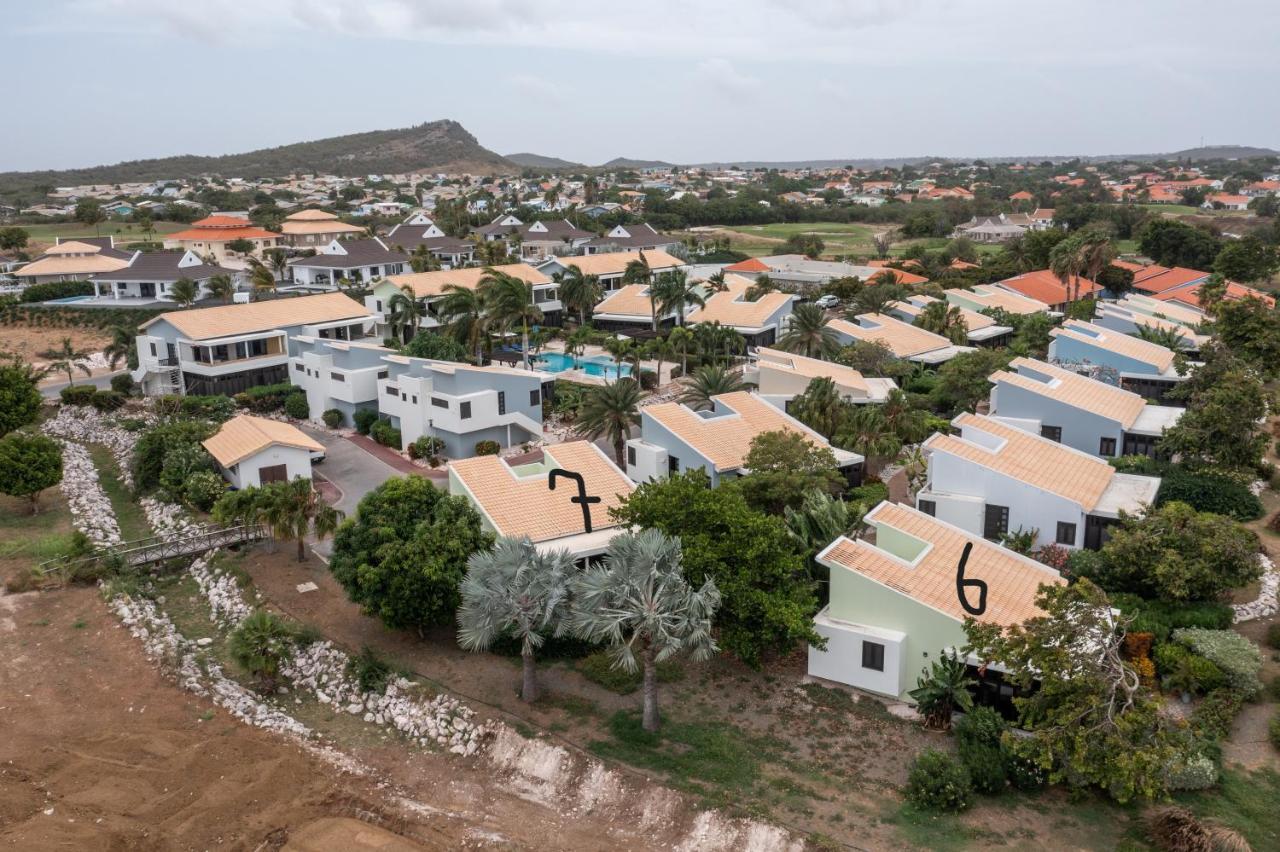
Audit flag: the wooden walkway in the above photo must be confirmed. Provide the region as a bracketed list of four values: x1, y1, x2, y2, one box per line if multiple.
[39, 523, 267, 578]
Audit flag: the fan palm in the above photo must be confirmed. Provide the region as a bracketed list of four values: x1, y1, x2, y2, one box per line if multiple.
[387, 284, 426, 344]
[677, 365, 744, 411]
[480, 268, 543, 369]
[557, 264, 603, 325]
[169, 277, 199, 308]
[569, 529, 720, 732]
[914, 300, 969, 345]
[575, 378, 642, 466]
[458, 537, 575, 702]
[260, 477, 344, 562]
[41, 337, 92, 386]
[206, 273, 236, 304]
[778, 302, 839, 359]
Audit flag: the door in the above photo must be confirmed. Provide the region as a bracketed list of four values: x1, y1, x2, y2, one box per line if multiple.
[140, 282, 156, 298]
[258, 463, 288, 485]
[983, 504, 1009, 541]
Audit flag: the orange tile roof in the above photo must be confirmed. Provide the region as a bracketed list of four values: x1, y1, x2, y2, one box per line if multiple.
[1129, 264, 1208, 293]
[724, 257, 770, 273]
[1050, 320, 1176, 372]
[821, 501, 1064, 627]
[642, 391, 826, 472]
[825, 314, 953, 358]
[926, 413, 1117, 510]
[991, 357, 1147, 428]
[385, 263, 549, 298]
[448, 441, 634, 542]
[594, 283, 657, 319]
[998, 269, 1101, 305]
[870, 268, 929, 287]
[686, 277, 793, 329]
[167, 225, 280, 242]
[193, 215, 256, 227]
[202, 414, 324, 468]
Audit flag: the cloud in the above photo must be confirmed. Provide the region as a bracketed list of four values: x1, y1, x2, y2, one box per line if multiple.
[695, 58, 759, 99]
[505, 73, 568, 105]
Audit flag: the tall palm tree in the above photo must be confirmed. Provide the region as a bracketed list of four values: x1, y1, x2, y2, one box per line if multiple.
[206, 273, 236, 304]
[694, 321, 744, 366]
[706, 270, 728, 292]
[914, 300, 969, 345]
[835, 405, 902, 476]
[601, 336, 637, 374]
[408, 244, 440, 273]
[678, 365, 744, 411]
[575, 378, 642, 466]
[647, 337, 677, 388]
[169, 277, 199, 308]
[563, 324, 592, 363]
[102, 324, 137, 370]
[1049, 235, 1086, 307]
[249, 262, 276, 300]
[745, 273, 777, 302]
[667, 326, 695, 377]
[787, 377, 848, 440]
[387, 284, 426, 344]
[1002, 236, 1031, 272]
[437, 284, 490, 363]
[267, 248, 290, 281]
[651, 270, 705, 328]
[1077, 230, 1115, 296]
[570, 529, 720, 732]
[880, 388, 931, 444]
[778, 303, 839, 359]
[480, 269, 543, 369]
[622, 250, 652, 289]
[41, 337, 92, 386]
[261, 477, 344, 562]
[458, 536, 575, 703]
[557, 264, 602, 325]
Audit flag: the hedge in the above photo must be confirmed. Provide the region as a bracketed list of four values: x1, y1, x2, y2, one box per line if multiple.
[321, 409, 344, 429]
[370, 418, 401, 449]
[1111, 594, 1234, 642]
[1155, 468, 1264, 521]
[18, 280, 94, 303]
[474, 440, 500, 456]
[59, 385, 97, 406]
[1173, 629, 1263, 698]
[233, 382, 302, 413]
[353, 408, 379, 435]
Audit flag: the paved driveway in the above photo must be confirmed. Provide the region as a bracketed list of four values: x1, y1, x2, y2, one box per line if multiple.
[41, 370, 127, 399]
[300, 426, 400, 517]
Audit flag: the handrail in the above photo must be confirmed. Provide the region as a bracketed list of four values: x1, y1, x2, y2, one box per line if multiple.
[37, 523, 267, 577]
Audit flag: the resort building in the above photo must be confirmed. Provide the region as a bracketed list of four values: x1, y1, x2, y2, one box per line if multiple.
[537, 249, 685, 296]
[90, 249, 238, 302]
[944, 285, 1054, 317]
[279, 209, 364, 248]
[745, 347, 897, 410]
[685, 274, 797, 347]
[366, 262, 552, 338]
[581, 223, 682, 255]
[825, 313, 974, 365]
[995, 269, 1102, 312]
[886, 294, 1013, 347]
[590, 284, 673, 333]
[14, 238, 131, 285]
[1048, 320, 1186, 401]
[721, 255, 883, 293]
[286, 238, 408, 290]
[383, 216, 475, 268]
[163, 215, 280, 263]
[289, 337, 392, 427]
[202, 414, 323, 489]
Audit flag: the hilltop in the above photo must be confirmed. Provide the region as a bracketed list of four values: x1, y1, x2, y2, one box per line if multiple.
[505, 152, 584, 170]
[0, 120, 513, 198]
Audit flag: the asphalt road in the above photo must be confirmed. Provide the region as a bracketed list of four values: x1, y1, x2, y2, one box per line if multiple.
[298, 425, 399, 517]
[40, 370, 127, 399]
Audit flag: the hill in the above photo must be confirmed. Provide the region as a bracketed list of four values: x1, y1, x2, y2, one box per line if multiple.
[505, 152, 583, 169]
[0, 120, 512, 198]
[598, 157, 677, 170]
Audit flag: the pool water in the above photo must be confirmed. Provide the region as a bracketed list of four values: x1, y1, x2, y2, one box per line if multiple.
[45, 295, 94, 304]
[535, 352, 632, 380]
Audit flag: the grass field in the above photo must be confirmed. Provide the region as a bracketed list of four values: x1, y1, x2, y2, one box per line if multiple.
[1135, 203, 1254, 219]
[16, 220, 187, 248]
[694, 222, 1005, 261]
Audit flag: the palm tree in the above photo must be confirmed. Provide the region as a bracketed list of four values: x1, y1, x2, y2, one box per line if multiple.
[557, 264, 602, 325]
[667, 326, 695, 377]
[206, 273, 236, 304]
[872, 230, 897, 259]
[849, 282, 907, 316]
[102, 324, 136, 370]
[1049, 234, 1086, 307]
[602, 336, 637, 374]
[651, 270, 705, 328]
[387, 284, 426, 344]
[678, 365, 744, 411]
[41, 337, 92, 386]
[706, 270, 728, 292]
[457, 536, 575, 703]
[880, 388, 931, 444]
[694, 321, 744, 366]
[1077, 229, 1115, 297]
[480, 269, 543, 369]
[785, 489, 866, 552]
[778, 303, 839, 359]
[437, 284, 490, 363]
[1134, 324, 1185, 351]
[261, 477, 344, 562]
[408, 245, 440, 273]
[575, 378, 642, 466]
[788, 377, 848, 440]
[267, 248, 290, 281]
[570, 529, 719, 732]
[835, 405, 902, 475]
[647, 337, 677, 388]
[914, 300, 969, 345]
[169, 277, 199, 308]
[563, 324, 592, 364]
[249, 262, 276, 300]
[1002, 236, 1031, 272]
[622, 250, 652, 289]
[745, 273, 777, 302]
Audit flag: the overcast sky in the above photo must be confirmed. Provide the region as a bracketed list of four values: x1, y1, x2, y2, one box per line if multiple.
[7, 0, 1279, 171]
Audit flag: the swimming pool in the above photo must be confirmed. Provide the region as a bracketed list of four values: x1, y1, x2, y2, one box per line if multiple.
[535, 352, 632, 380]
[44, 295, 94, 304]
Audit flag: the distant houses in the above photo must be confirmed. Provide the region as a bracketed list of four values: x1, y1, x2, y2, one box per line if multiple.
[825, 313, 974, 365]
[14, 237, 132, 284]
[162, 215, 280, 262]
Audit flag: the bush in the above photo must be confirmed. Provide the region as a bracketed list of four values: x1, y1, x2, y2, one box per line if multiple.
[1156, 468, 1264, 521]
[576, 650, 683, 694]
[346, 645, 393, 694]
[1173, 629, 1263, 698]
[407, 435, 444, 462]
[959, 743, 1007, 795]
[182, 470, 226, 512]
[1270, 714, 1280, 751]
[638, 368, 658, 391]
[283, 393, 309, 420]
[89, 389, 126, 411]
[19, 280, 94, 303]
[954, 706, 1005, 751]
[158, 441, 216, 495]
[904, 749, 972, 812]
[234, 382, 300, 413]
[1190, 688, 1247, 741]
[668, 364, 683, 380]
[1154, 642, 1228, 695]
[846, 480, 888, 506]
[1166, 753, 1219, 791]
[474, 439, 500, 456]
[132, 420, 217, 491]
[369, 418, 401, 449]
[353, 408, 379, 435]
[1109, 454, 1166, 475]
[321, 408, 344, 429]
[110, 373, 135, 395]
[1112, 594, 1233, 643]
[1266, 623, 1280, 650]
[156, 393, 236, 422]
[59, 384, 97, 406]
[1005, 751, 1046, 791]
[228, 610, 300, 690]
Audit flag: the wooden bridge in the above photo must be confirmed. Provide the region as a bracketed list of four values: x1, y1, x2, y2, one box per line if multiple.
[38, 523, 267, 578]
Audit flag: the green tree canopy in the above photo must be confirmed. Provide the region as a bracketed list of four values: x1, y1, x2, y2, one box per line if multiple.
[1212, 235, 1279, 283]
[1158, 348, 1269, 472]
[0, 359, 44, 437]
[929, 348, 1011, 415]
[1137, 219, 1221, 270]
[402, 331, 469, 362]
[0, 432, 63, 512]
[738, 430, 844, 514]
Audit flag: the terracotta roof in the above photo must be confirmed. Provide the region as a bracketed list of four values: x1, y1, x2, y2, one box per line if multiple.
[998, 269, 1101, 305]
[686, 275, 793, 328]
[285, 209, 341, 221]
[281, 219, 364, 236]
[449, 441, 633, 542]
[642, 390, 829, 472]
[925, 412, 1117, 510]
[1050, 320, 1175, 372]
[991, 357, 1147, 428]
[870, 268, 929, 287]
[193, 215, 256, 228]
[945, 286, 1049, 315]
[201, 414, 323, 468]
[753, 347, 869, 395]
[45, 240, 102, 256]
[724, 257, 770, 273]
[16, 246, 131, 278]
[166, 225, 280, 242]
[543, 249, 684, 278]
[820, 501, 1064, 627]
[142, 292, 371, 340]
[825, 314, 953, 358]
[1128, 265, 1208, 293]
[1151, 281, 1275, 309]
[383, 263, 549, 298]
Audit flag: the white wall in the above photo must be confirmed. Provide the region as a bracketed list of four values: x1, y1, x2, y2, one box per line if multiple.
[227, 445, 313, 489]
[808, 609, 907, 699]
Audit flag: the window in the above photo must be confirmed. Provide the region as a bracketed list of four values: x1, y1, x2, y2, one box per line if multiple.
[530, 389, 541, 407]
[384, 385, 398, 396]
[460, 401, 472, 419]
[918, 499, 936, 517]
[1040, 425, 1062, 442]
[861, 641, 885, 672]
[377, 370, 388, 379]
[497, 391, 506, 416]
[412, 396, 418, 404]
[258, 463, 288, 484]
[668, 455, 680, 474]
[330, 372, 344, 382]
[627, 446, 637, 466]
[1099, 437, 1117, 457]
[431, 397, 449, 409]
[376, 300, 383, 313]
[1056, 522, 1077, 545]
[983, 504, 1009, 540]
[294, 363, 304, 373]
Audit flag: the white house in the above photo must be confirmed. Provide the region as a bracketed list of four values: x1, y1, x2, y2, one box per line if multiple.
[286, 238, 407, 290]
[90, 250, 239, 302]
[917, 412, 1160, 550]
[366, 262, 552, 338]
[746, 346, 897, 410]
[201, 414, 323, 488]
[943, 285, 1054, 317]
[1047, 320, 1186, 402]
[686, 274, 797, 348]
[825, 314, 974, 365]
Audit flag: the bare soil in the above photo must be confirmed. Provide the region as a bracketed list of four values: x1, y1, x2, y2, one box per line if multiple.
[0, 322, 113, 370]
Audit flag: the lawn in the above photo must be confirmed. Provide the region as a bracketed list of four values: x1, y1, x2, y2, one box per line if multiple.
[17, 220, 187, 248]
[0, 492, 77, 586]
[693, 222, 1005, 261]
[87, 444, 150, 542]
[1136, 203, 1254, 219]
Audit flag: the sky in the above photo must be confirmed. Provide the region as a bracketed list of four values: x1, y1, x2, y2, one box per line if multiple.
[5, 0, 1280, 172]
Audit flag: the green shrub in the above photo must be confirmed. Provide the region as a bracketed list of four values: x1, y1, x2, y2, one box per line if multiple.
[133, 420, 217, 491]
[407, 435, 444, 461]
[59, 385, 97, 406]
[177, 394, 236, 422]
[110, 373, 135, 395]
[228, 610, 301, 690]
[1190, 688, 1247, 741]
[369, 418, 401, 449]
[959, 743, 1007, 795]
[234, 382, 300, 413]
[1004, 751, 1046, 791]
[182, 470, 225, 512]
[158, 442, 216, 495]
[954, 706, 1006, 751]
[19, 280, 94, 303]
[846, 480, 888, 506]
[1109, 454, 1166, 475]
[1173, 629, 1263, 698]
[474, 440, 500, 456]
[1154, 642, 1227, 695]
[1270, 714, 1280, 751]
[1156, 468, 1264, 521]
[283, 393, 309, 420]
[346, 645, 393, 694]
[89, 389, 126, 411]
[1112, 594, 1233, 643]
[1266, 623, 1280, 650]
[353, 408, 379, 435]
[638, 369, 658, 391]
[576, 651, 683, 694]
[1165, 753, 1219, 791]
[321, 408, 344, 429]
[904, 749, 972, 812]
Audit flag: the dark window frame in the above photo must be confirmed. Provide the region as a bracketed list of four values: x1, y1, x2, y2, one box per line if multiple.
[861, 641, 885, 672]
[1056, 521, 1077, 545]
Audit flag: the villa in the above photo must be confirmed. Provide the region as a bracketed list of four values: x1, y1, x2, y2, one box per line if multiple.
[537, 249, 685, 296]
[163, 215, 280, 263]
[279, 209, 364, 248]
[367, 262, 552, 338]
[286, 238, 408, 290]
[90, 249, 238, 302]
[1093, 299, 1208, 352]
[996, 269, 1101, 311]
[383, 214, 476, 268]
[944, 285, 1054, 317]
[825, 313, 974, 365]
[746, 346, 897, 410]
[886, 294, 1013, 347]
[686, 274, 797, 347]
[14, 238, 132, 284]
[581, 223, 682, 255]
[1048, 320, 1186, 401]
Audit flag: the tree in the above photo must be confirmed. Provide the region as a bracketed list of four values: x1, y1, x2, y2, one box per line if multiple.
[964, 580, 1176, 803]
[75, 198, 106, 235]
[1096, 264, 1134, 297]
[256, 477, 344, 562]
[908, 652, 975, 731]
[101, 324, 137, 371]
[575, 378, 642, 466]
[1137, 219, 1221, 270]
[0, 432, 62, 513]
[783, 488, 867, 587]
[872, 230, 896, 259]
[330, 476, 492, 634]
[836, 339, 910, 379]
[249, 263, 276, 299]
[677, 365, 745, 411]
[693, 321, 745, 365]
[570, 529, 719, 732]
[169, 277, 199, 308]
[612, 470, 820, 669]
[784, 233, 824, 258]
[1214, 297, 1280, 373]
[667, 326, 695, 376]
[387, 284, 426, 344]
[1132, 323, 1185, 351]
[266, 248, 290, 280]
[1049, 233, 1086, 307]
[834, 404, 901, 474]
[437, 284, 490, 362]
[738, 430, 844, 514]
[788, 377, 848, 440]
[651, 269, 705, 328]
[403, 331, 468, 361]
[457, 536, 575, 702]
[206, 273, 236, 303]
[1158, 349, 1269, 471]
[480, 268, 543, 369]
[40, 337, 91, 386]
[228, 610, 298, 691]
[0, 359, 44, 437]
[848, 282, 907, 316]
[930, 349, 1010, 415]
[915, 300, 969, 344]
[557, 264, 602, 325]
[0, 226, 29, 252]
[622, 251, 652, 290]
[1214, 235, 1277, 283]
[777, 302, 839, 359]
[226, 237, 256, 256]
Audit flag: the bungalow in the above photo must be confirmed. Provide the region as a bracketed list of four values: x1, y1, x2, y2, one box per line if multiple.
[383, 216, 475, 268]
[917, 412, 1160, 550]
[591, 283, 674, 333]
[163, 215, 280, 263]
[944, 285, 1054, 317]
[279, 209, 364, 247]
[367, 262, 552, 338]
[953, 214, 1030, 244]
[537, 249, 685, 312]
[886, 295, 1013, 347]
[685, 274, 797, 347]
[14, 238, 132, 284]
[1126, 264, 1211, 298]
[1029, 209, 1056, 230]
[825, 313, 974, 365]
[1203, 193, 1250, 211]
[582, 223, 682, 255]
[515, 219, 595, 261]
[626, 390, 864, 486]
[808, 501, 1065, 703]
[449, 441, 636, 560]
[1094, 300, 1207, 352]
[746, 346, 897, 410]
[286, 238, 407, 290]
[996, 269, 1101, 312]
[133, 292, 375, 397]
[1048, 320, 1185, 401]
[202, 414, 323, 489]
[90, 250, 238, 301]
[988, 357, 1182, 459]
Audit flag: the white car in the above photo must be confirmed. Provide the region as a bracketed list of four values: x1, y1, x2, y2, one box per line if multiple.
[814, 294, 840, 309]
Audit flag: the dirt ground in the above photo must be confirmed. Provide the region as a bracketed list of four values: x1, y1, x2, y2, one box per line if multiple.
[0, 323, 112, 369]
